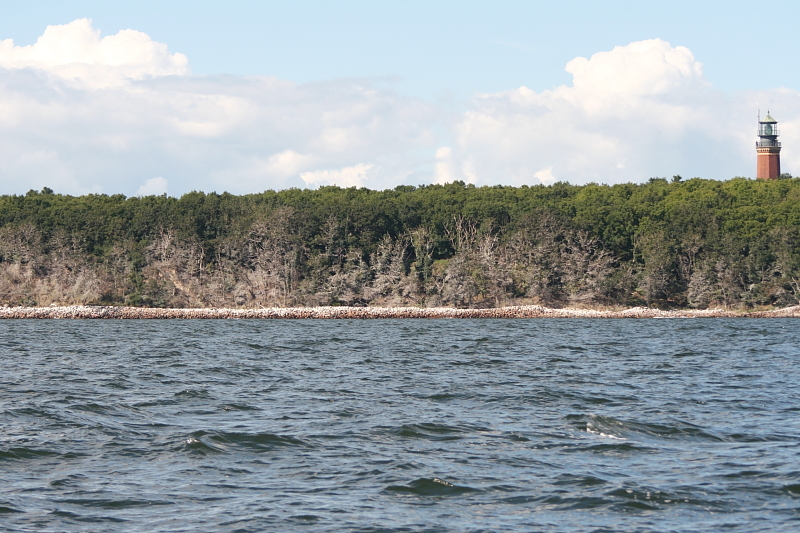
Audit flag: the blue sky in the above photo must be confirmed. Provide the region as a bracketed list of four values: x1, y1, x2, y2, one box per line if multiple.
[0, 1, 799, 195]
[4, 1, 798, 96]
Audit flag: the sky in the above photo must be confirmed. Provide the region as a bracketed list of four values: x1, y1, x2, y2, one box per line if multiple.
[1, 0, 800, 196]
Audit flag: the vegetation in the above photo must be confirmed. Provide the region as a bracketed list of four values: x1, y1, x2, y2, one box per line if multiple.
[2, 176, 800, 309]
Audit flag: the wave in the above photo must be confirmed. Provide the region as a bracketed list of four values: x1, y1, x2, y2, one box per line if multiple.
[384, 477, 478, 497]
[53, 498, 173, 509]
[180, 430, 309, 455]
[567, 414, 726, 442]
[567, 413, 797, 443]
[384, 422, 492, 441]
[0, 447, 85, 462]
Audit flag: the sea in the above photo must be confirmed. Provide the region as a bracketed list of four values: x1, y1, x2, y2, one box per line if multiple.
[1, 318, 799, 532]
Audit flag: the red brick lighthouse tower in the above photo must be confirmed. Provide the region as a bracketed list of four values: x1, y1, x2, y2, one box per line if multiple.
[756, 112, 781, 179]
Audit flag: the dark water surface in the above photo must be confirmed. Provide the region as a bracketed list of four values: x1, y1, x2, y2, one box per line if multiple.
[1, 319, 799, 532]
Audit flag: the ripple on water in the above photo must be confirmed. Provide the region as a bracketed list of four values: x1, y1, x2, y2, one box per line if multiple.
[384, 477, 478, 497]
[389, 422, 492, 441]
[0, 318, 798, 532]
[566, 413, 726, 442]
[180, 430, 310, 455]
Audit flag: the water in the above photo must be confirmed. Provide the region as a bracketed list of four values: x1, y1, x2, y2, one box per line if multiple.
[1, 319, 799, 532]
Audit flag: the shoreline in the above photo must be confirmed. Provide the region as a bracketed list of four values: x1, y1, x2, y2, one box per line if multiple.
[0, 304, 799, 319]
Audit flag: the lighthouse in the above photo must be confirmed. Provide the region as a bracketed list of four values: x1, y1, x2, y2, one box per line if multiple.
[756, 112, 781, 180]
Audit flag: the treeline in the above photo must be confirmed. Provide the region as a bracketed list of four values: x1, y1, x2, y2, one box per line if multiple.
[1, 176, 800, 309]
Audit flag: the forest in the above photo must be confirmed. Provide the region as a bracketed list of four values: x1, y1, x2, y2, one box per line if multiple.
[1, 175, 799, 309]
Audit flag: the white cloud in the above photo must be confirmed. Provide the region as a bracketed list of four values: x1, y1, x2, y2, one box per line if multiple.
[300, 164, 373, 187]
[565, 39, 705, 100]
[265, 150, 317, 178]
[432, 146, 456, 184]
[534, 166, 555, 184]
[0, 18, 188, 87]
[0, 19, 439, 196]
[453, 38, 787, 184]
[1, 23, 799, 196]
[136, 177, 168, 196]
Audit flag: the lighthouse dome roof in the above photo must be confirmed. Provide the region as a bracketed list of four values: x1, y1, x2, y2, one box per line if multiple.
[762, 112, 778, 123]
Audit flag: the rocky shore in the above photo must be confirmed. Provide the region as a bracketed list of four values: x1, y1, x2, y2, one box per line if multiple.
[0, 305, 798, 319]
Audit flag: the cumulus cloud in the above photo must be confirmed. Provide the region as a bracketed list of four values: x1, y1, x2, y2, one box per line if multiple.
[0, 23, 798, 196]
[432, 147, 457, 184]
[0, 19, 438, 196]
[452, 38, 799, 185]
[566, 39, 705, 99]
[0, 18, 188, 87]
[534, 166, 555, 184]
[301, 164, 373, 187]
[136, 177, 168, 196]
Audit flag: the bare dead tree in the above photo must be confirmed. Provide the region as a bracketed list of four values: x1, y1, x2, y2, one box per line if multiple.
[367, 234, 412, 304]
[245, 207, 301, 307]
[559, 230, 614, 304]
